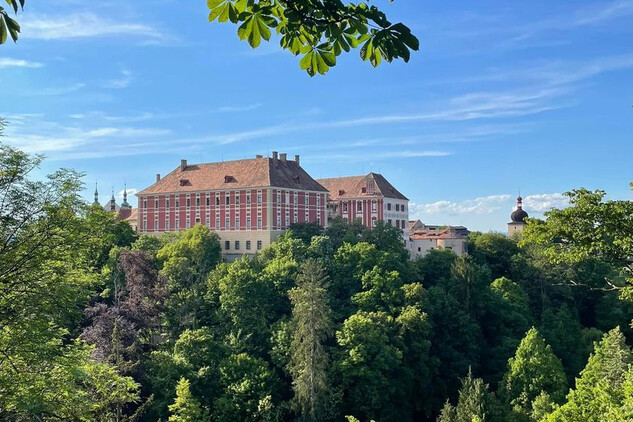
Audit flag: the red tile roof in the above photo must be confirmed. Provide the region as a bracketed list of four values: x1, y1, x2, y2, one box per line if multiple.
[316, 172, 408, 201]
[138, 157, 327, 195]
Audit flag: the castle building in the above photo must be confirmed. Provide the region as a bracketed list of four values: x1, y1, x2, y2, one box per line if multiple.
[136, 152, 328, 257]
[94, 183, 137, 230]
[408, 220, 469, 258]
[508, 196, 529, 235]
[316, 173, 409, 231]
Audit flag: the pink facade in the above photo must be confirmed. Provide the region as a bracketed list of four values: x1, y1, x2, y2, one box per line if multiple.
[138, 188, 327, 233]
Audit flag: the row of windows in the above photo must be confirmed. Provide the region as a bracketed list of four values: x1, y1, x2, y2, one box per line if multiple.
[143, 191, 326, 209]
[224, 240, 262, 251]
[144, 191, 263, 209]
[387, 219, 407, 229]
[387, 203, 407, 212]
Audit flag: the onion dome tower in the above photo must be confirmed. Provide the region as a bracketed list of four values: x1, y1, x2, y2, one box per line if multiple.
[508, 196, 528, 235]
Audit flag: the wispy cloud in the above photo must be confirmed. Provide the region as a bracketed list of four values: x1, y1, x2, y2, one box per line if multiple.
[22, 13, 166, 42]
[216, 104, 262, 112]
[410, 195, 512, 216]
[36, 83, 86, 96]
[103, 69, 133, 89]
[0, 58, 44, 68]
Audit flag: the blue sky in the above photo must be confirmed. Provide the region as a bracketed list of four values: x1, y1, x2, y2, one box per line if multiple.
[1, 0, 632, 232]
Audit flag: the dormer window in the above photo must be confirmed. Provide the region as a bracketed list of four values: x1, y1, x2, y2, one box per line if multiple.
[179, 179, 189, 186]
[361, 187, 367, 193]
[224, 175, 234, 183]
[293, 176, 300, 183]
[338, 190, 345, 196]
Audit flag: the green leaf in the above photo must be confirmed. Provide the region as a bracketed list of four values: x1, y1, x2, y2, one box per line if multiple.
[0, 15, 7, 45]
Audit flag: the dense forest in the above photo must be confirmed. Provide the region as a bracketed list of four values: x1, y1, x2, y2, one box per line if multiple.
[2, 144, 633, 422]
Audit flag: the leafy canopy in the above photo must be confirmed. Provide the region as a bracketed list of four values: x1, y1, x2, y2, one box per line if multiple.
[207, 0, 419, 76]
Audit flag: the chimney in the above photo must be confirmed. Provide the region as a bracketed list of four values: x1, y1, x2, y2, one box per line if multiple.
[294, 155, 300, 165]
[280, 153, 287, 162]
[180, 159, 187, 171]
[156, 173, 161, 183]
[272, 151, 278, 165]
[256, 154, 263, 158]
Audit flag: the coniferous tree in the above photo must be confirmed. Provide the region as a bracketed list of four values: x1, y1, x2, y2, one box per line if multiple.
[289, 259, 334, 421]
[168, 378, 208, 422]
[501, 327, 567, 421]
[545, 327, 633, 422]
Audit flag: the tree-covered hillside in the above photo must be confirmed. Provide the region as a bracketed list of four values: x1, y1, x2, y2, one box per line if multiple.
[2, 145, 633, 422]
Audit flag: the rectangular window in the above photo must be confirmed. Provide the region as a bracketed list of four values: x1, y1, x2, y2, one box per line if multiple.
[305, 195, 309, 205]
[154, 219, 158, 231]
[357, 202, 362, 212]
[175, 198, 179, 207]
[155, 199, 159, 209]
[225, 241, 230, 250]
[236, 217, 240, 228]
[277, 191, 281, 203]
[215, 217, 220, 228]
[388, 219, 392, 226]
[165, 220, 170, 230]
[236, 194, 240, 205]
[257, 240, 262, 250]
[143, 220, 147, 230]
[372, 201, 377, 212]
[395, 204, 400, 212]
[186, 198, 191, 207]
[387, 203, 392, 211]
[246, 240, 251, 250]
[257, 191, 262, 204]
[276, 215, 281, 227]
[195, 217, 200, 224]
[294, 211, 298, 223]
[286, 192, 290, 204]
[166, 198, 170, 208]
[246, 216, 251, 229]
[294, 192, 298, 204]
[285, 215, 289, 226]
[343, 202, 348, 212]
[143, 200, 147, 209]
[235, 241, 240, 250]
[186, 220, 190, 229]
[247, 193, 251, 204]
[216, 195, 220, 206]
[317, 195, 321, 206]
[225, 217, 230, 229]
[257, 216, 262, 228]
[175, 219, 179, 229]
[226, 195, 230, 205]
[196, 197, 200, 207]
[206, 196, 210, 206]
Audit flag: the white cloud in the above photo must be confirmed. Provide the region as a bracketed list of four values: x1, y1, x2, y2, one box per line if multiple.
[22, 13, 165, 42]
[0, 58, 43, 68]
[118, 188, 137, 199]
[522, 193, 569, 212]
[103, 69, 133, 89]
[410, 195, 512, 216]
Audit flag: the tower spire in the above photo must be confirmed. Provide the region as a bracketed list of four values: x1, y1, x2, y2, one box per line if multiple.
[121, 181, 130, 209]
[93, 182, 99, 205]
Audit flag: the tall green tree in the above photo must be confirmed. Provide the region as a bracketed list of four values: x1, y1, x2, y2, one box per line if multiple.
[158, 224, 221, 335]
[545, 327, 633, 422]
[439, 369, 500, 422]
[500, 327, 567, 421]
[168, 378, 208, 422]
[289, 259, 333, 421]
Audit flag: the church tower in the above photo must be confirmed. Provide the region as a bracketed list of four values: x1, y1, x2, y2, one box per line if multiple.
[508, 196, 528, 235]
[121, 183, 131, 209]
